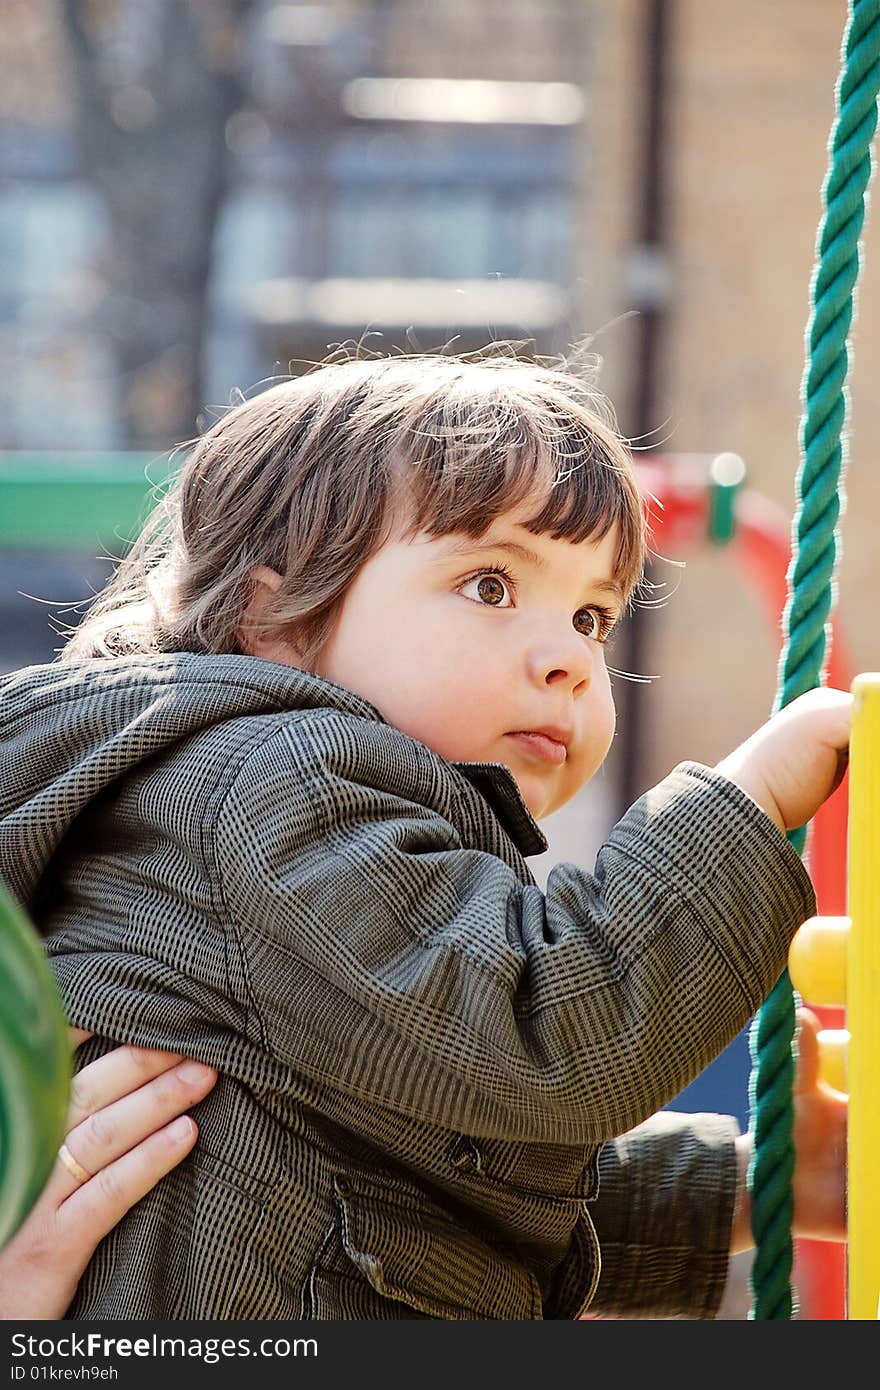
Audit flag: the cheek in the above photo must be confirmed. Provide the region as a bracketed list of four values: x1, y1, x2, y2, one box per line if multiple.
[376, 654, 498, 757]
[364, 636, 508, 763]
[598, 679, 617, 750]
[575, 672, 617, 778]
[596, 671, 617, 749]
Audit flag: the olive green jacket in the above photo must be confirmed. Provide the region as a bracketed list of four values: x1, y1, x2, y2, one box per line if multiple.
[0, 654, 814, 1319]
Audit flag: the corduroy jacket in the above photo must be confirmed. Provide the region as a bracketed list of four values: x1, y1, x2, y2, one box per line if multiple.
[0, 654, 815, 1319]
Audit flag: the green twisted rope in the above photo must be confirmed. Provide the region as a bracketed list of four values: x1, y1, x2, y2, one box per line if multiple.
[748, 0, 880, 1320]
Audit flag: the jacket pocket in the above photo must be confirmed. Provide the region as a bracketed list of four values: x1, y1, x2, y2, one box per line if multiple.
[304, 1171, 543, 1320]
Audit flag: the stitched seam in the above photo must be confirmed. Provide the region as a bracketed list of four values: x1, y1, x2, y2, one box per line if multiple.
[209, 714, 322, 1049]
[302, 1220, 337, 1320]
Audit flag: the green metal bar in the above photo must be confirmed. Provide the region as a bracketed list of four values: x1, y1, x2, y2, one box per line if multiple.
[0, 454, 171, 549]
[707, 451, 746, 545]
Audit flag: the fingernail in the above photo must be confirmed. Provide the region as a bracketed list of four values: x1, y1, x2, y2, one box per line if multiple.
[177, 1060, 216, 1084]
[168, 1116, 196, 1142]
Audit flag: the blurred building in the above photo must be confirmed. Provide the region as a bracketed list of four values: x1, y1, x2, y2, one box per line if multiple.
[588, 2, 879, 800]
[1, 0, 611, 852]
[0, 0, 586, 450]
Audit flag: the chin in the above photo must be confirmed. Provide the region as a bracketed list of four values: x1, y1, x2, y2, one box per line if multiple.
[499, 761, 569, 821]
[519, 784, 557, 821]
[528, 781, 577, 820]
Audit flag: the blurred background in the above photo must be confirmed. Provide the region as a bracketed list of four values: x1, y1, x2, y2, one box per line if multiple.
[2, 0, 874, 1316]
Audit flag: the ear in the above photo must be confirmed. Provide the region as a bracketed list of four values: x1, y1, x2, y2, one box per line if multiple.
[237, 567, 304, 667]
[251, 565, 283, 596]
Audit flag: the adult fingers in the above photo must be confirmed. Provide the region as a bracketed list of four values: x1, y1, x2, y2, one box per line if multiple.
[66, 1045, 188, 1131]
[40, 1046, 206, 1209]
[47, 1058, 216, 1206]
[794, 1006, 821, 1095]
[56, 1116, 202, 1255]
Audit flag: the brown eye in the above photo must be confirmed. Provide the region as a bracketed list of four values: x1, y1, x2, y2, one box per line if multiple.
[573, 607, 601, 638]
[459, 569, 514, 608]
[476, 575, 507, 606]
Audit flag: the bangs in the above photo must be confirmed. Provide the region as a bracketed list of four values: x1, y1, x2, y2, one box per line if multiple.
[394, 402, 646, 602]
[62, 348, 646, 666]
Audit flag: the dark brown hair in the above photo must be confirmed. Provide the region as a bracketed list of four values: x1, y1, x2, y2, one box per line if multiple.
[61, 349, 646, 667]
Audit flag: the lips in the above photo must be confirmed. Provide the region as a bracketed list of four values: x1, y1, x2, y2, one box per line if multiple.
[507, 729, 569, 765]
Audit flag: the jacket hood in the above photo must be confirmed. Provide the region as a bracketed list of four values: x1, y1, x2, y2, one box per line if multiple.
[0, 653, 388, 912]
[0, 652, 547, 915]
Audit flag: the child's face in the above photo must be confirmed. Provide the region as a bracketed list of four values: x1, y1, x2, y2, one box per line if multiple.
[309, 501, 622, 820]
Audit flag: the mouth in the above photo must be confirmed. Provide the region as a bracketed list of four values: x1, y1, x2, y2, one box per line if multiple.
[506, 730, 569, 766]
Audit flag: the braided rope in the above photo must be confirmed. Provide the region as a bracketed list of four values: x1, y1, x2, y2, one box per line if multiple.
[748, 0, 880, 1319]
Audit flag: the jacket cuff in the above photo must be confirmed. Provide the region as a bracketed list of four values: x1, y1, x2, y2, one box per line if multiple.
[588, 1110, 740, 1319]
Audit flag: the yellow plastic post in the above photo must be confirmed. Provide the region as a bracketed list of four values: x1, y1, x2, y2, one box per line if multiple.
[847, 673, 880, 1319]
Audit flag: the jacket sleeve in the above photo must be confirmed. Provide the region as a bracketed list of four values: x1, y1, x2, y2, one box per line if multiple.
[586, 1110, 740, 1319]
[214, 710, 815, 1146]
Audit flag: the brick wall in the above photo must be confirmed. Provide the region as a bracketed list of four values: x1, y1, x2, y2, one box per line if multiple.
[580, 0, 880, 791]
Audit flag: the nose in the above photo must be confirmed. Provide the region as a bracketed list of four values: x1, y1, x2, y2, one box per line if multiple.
[526, 626, 594, 695]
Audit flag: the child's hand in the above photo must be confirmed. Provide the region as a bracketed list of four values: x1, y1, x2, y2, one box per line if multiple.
[792, 1007, 847, 1242]
[714, 687, 851, 832]
[0, 1032, 217, 1320]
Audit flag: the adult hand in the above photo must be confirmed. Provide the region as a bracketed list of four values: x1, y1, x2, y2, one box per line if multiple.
[0, 1032, 216, 1320]
[728, 1007, 847, 1255]
[791, 1007, 847, 1242]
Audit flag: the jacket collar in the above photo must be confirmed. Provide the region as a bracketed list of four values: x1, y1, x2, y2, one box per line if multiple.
[279, 666, 548, 858]
[449, 761, 548, 857]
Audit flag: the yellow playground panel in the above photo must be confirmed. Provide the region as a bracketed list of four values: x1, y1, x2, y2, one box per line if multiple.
[789, 672, 880, 1320]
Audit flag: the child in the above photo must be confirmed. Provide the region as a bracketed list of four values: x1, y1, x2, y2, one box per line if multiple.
[0, 351, 849, 1320]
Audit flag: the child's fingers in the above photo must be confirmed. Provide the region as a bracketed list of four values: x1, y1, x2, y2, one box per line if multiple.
[54, 1059, 217, 1201]
[66, 1044, 189, 1131]
[794, 1006, 821, 1094]
[69, 1027, 92, 1050]
[57, 1116, 201, 1249]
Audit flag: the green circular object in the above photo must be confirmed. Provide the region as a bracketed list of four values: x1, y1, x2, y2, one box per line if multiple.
[0, 880, 70, 1250]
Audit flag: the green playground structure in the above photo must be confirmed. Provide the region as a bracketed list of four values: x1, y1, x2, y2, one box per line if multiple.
[0, 451, 172, 1248]
[0, 453, 171, 549]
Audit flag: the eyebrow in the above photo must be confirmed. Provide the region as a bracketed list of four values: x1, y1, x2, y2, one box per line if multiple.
[437, 536, 625, 602]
